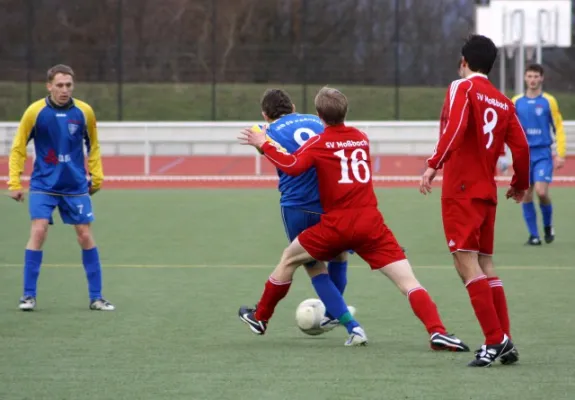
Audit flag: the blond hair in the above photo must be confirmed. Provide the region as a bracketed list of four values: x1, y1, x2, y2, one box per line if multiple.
[314, 87, 348, 126]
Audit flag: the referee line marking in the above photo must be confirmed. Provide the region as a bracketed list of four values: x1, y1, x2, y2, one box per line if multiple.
[0, 263, 572, 271]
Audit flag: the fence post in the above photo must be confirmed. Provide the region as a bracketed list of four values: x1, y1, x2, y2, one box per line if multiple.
[144, 125, 151, 176]
[255, 152, 261, 176]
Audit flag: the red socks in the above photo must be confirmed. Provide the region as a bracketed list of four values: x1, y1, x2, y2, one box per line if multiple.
[254, 277, 292, 321]
[407, 287, 447, 335]
[488, 276, 511, 339]
[466, 275, 504, 345]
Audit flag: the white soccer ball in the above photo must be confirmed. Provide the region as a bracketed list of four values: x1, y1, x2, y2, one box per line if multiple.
[295, 298, 326, 336]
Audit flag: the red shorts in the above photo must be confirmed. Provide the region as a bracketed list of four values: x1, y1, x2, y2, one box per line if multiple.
[298, 208, 406, 269]
[441, 198, 496, 255]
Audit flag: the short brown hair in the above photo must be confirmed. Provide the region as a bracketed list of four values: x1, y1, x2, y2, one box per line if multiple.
[315, 87, 348, 125]
[47, 64, 74, 82]
[525, 63, 544, 76]
[261, 89, 293, 120]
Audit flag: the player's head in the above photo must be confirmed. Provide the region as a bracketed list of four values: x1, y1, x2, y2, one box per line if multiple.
[46, 64, 75, 106]
[314, 87, 348, 126]
[260, 89, 295, 122]
[459, 34, 498, 76]
[524, 64, 544, 91]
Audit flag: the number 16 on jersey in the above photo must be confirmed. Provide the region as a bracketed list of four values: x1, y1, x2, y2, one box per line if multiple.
[334, 149, 371, 184]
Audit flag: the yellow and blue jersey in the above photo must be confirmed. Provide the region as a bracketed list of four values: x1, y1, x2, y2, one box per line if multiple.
[512, 92, 566, 158]
[264, 113, 325, 213]
[8, 97, 103, 195]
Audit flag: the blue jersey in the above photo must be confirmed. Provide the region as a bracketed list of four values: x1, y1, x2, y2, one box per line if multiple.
[8, 97, 104, 195]
[265, 113, 324, 213]
[512, 92, 566, 158]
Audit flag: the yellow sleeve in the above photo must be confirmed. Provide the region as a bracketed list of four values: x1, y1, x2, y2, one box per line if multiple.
[77, 102, 104, 190]
[8, 105, 38, 190]
[547, 95, 566, 158]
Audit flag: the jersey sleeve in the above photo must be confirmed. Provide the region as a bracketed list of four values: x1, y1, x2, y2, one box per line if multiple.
[427, 80, 471, 170]
[8, 106, 37, 191]
[506, 114, 531, 191]
[547, 95, 566, 158]
[82, 104, 104, 190]
[260, 135, 320, 176]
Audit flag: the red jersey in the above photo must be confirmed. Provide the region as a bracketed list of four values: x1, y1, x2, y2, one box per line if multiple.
[428, 73, 530, 203]
[260, 124, 378, 213]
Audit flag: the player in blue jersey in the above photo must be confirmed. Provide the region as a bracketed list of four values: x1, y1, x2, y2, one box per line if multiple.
[8, 64, 115, 311]
[512, 64, 566, 245]
[247, 89, 357, 335]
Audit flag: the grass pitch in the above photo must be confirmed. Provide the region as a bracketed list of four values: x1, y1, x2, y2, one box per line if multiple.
[1, 188, 574, 400]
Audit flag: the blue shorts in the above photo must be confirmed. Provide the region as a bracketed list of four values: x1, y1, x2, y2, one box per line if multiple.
[280, 206, 352, 267]
[29, 192, 94, 225]
[529, 147, 553, 185]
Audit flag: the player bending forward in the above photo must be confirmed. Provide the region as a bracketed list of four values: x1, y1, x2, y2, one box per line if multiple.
[420, 35, 530, 367]
[238, 87, 469, 351]
[8, 64, 114, 311]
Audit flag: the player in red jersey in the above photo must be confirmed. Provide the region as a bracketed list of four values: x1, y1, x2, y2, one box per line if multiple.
[237, 87, 470, 351]
[420, 35, 530, 367]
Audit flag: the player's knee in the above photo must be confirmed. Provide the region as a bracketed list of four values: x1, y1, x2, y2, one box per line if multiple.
[29, 221, 49, 248]
[75, 225, 95, 249]
[332, 252, 348, 262]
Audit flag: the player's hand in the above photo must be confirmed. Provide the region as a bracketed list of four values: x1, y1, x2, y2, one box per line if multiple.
[8, 190, 25, 202]
[89, 187, 100, 196]
[554, 156, 565, 170]
[505, 187, 525, 203]
[238, 126, 267, 150]
[419, 167, 437, 195]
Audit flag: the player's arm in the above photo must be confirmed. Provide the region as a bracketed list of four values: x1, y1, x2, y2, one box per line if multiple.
[8, 106, 36, 195]
[427, 80, 472, 170]
[548, 95, 566, 160]
[260, 136, 319, 176]
[84, 105, 104, 192]
[505, 114, 531, 192]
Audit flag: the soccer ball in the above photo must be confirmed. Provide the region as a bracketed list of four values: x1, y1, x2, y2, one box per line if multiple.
[295, 298, 326, 336]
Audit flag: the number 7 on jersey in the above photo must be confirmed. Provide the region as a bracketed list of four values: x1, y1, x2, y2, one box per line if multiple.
[334, 149, 371, 184]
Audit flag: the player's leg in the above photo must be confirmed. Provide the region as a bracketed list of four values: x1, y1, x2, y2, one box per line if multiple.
[59, 195, 114, 311]
[327, 251, 349, 296]
[522, 158, 541, 245]
[444, 199, 514, 367]
[19, 193, 58, 311]
[533, 157, 554, 243]
[280, 207, 354, 325]
[478, 205, 519, 365]
[354, 210, 468, 352]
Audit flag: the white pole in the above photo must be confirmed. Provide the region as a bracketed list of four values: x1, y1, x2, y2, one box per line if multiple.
[144, 125, 150, 176]
[536, 10, 545, 64]
[255, 153, 262, 176]
[500, 50, 506, 94]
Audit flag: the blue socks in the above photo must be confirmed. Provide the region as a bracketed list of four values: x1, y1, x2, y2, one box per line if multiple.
[522, 202, 539, 238]
[82, 247, 103, 301]
[327, 260, 348, 294]
[23, 249, 43, 297]
[540, 203, 553, 228]
[311, 273, 359, 334]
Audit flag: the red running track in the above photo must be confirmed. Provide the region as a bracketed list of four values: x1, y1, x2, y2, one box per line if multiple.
[1, 155, 574, 189]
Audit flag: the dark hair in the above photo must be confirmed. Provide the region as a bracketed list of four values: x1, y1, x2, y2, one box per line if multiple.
[525, 63, 544, 75]
[260, 89, 293, 120]
[47, 64, 75, 82]
[315, 87, 348, 126]
[461, 34, 498, 75]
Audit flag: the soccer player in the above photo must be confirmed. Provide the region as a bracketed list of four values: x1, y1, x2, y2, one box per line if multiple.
[238, 87, 469, 351]
[420, 35, 530, 367]
[7, 64, 115, 312]
[512, 64, 566, 245]
[252, 89, 354, 332]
